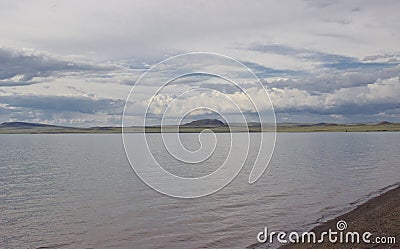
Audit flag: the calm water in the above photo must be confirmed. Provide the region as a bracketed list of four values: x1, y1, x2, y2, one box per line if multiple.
[0, 133, 399, 248]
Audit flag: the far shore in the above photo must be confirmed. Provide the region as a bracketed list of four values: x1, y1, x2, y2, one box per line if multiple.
[1, 122, 400, 134]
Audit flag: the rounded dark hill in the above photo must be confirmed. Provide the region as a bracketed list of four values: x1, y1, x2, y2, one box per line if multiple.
[180, 119, 227, 127]
[377, 121, 392, 125]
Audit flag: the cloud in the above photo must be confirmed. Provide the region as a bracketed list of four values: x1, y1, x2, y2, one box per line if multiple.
[265, 64, 400, 93]
[0, 47, 121, 86]
[241, 61, 301, 78]
[249, 44, 400, 71]
[362, 52, 400, 63]
[141, 76, 400, 123]
[1, 1, 400, 125]
[2, 47, 400, 125]
[269, 77, 400, 117]
[0, 93, 128, 126]
[0, 94, 124, 114]
[249, 44, 353, 64]
[2, 0, 400, 60]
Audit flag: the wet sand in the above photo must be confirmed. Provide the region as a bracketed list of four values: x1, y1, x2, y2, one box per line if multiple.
[281, 185, 400, 249]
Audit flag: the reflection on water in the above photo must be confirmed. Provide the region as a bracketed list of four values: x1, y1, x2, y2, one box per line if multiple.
[0, 133, 399, 248]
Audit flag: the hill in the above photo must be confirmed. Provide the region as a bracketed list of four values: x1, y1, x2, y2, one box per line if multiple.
[0, 122, 68, 129]
[180, 119, 227, 127]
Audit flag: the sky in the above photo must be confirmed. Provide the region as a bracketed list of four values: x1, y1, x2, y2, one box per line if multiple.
[0, 0, 400, 126]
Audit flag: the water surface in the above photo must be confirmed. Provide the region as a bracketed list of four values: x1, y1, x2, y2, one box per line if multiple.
[0, 133, 399, 248]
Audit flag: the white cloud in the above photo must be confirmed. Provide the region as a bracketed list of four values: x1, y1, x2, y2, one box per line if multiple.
[325, 77, 400, 106]
[268, 76, 400, 117]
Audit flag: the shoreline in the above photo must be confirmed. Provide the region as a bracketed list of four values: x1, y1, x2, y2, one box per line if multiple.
[280, 185, 400, 249]
[1, 122, 400, 134]
[1, 129, 400, 134]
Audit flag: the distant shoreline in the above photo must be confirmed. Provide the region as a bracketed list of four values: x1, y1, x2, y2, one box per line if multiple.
[1, 121, 400, 134]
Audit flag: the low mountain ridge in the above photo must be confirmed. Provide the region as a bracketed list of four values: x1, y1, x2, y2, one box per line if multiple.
[0, 122, 67, 129]
[180, 119, 227, 127]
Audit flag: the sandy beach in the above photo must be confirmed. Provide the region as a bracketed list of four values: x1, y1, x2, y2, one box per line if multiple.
[280, 185, 399, 249]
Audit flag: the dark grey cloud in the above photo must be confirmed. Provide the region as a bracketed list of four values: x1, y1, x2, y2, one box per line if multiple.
[249, 44, 400, 71]
[249, 44, 354, 64]
[322, 103, 400, 116]
[0, 47, 118, 86]
[275, 102, 400, 116]
[0, 95, 124, 115]
[266, 65, 400, 93]
[242, 61, 302, 78]
[322, 61, 396, 70]
[362, 53, 400, 63]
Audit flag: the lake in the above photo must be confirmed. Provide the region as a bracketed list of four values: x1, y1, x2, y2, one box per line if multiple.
[1, 133, 399, 248]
